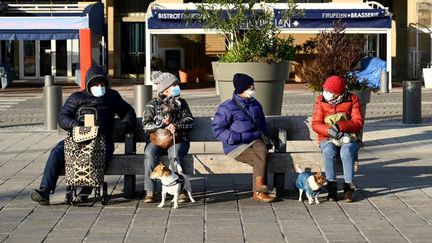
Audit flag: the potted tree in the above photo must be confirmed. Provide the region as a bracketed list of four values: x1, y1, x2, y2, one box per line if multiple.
[300, 20, 379, 113]
[188, 0, 299, 115]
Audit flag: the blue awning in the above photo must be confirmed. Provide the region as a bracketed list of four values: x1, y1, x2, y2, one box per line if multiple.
[0, 2, 104, 40]
[147, 3, 392, 30]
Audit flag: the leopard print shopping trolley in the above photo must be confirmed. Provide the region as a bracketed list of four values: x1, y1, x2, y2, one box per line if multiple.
[64, 107, 108, 205]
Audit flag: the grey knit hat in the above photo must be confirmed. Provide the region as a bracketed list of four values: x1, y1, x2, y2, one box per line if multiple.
[152, 71, 179, 93]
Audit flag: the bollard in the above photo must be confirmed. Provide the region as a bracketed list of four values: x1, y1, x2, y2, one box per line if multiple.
[403, 80, 422, 124]
[44, 86, 62, 130]
[380, 70, 389, 93]
[134, 85, 153, 117]
[44, 75, 54, 87]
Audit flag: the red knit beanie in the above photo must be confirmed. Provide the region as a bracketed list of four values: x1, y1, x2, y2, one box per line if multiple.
[323, 75, 345, 95]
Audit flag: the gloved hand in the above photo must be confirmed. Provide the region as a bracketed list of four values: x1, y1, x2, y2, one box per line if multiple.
[327, 124, 343, 139]
[119, 121, 133, 136]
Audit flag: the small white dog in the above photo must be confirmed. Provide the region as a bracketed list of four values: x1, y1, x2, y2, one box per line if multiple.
[295, 165, 327, 205]
[150, 162, 195, 209]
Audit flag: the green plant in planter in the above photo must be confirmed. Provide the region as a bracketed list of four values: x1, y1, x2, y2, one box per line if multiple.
[189, 0, 299, 63]
[300, 20, 378, 93]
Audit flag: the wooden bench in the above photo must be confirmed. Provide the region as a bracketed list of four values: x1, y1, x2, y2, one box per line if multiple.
[107, 115, 322, 198]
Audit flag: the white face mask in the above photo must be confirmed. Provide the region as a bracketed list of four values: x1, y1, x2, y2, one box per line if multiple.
[244, 89, 256, 99]
[323, 90, 337, 102]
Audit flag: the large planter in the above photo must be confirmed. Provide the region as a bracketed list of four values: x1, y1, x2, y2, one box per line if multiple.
[350, 89, 371, 120]
[422, 68, 432, 89]
[350, 89, 371, 144]
[212, 61, 290, 115]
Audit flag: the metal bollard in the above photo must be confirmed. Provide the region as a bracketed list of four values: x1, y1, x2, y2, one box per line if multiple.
[380, 70, 389, 93]
[44, 86, 62, 130]
[134, 84, 153, 117]
[44, 75, 54, 87]
[403, 80, 422, 124]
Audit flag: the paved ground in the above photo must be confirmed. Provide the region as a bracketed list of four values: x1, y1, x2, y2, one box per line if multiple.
[0, 81, 431, 242]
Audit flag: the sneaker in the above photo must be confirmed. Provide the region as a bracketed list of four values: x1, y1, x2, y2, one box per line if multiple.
[143, 191, 155, 203]
[77, 186, 93, 203]
[178, 191, 188, 203]
[30, 189, 50, 205]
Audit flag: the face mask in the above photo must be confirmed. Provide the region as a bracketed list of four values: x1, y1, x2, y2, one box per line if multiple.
[171, 85, 181, 97]
[323, 90, 337, 102]
[91, 86, 106, 97]
[244, 89, 255, 99]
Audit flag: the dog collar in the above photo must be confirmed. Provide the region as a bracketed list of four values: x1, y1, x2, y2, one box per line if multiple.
[163, 179, 180, 187]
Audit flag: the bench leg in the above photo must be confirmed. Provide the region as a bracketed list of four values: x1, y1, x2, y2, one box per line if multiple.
[124, 175, 136, 199]
[273, 173, 285, 197]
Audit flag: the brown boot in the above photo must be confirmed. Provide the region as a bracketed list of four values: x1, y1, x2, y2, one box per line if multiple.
[343, 183, 356, 203]
[254, 176, 269, 192]
[253, 191, 274, 203]
[252, 176, 274, 203]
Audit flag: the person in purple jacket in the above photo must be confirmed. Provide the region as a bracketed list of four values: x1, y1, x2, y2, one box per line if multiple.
[211, 73, 274, 203]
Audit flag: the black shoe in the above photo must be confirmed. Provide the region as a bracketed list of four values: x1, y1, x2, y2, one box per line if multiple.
[30, 189, 50, 205]
[326, 181, 338, 202]
[77, 187, 93, 203]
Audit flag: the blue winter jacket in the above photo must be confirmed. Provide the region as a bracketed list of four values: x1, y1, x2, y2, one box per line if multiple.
[296, 172, 319, 197]
[211, 93, 268, 154]
[57, 65, 136, 143]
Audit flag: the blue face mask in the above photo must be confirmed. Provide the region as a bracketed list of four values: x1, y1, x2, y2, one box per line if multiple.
[171, 85, 181, 97]
[91, 86, 106, 97]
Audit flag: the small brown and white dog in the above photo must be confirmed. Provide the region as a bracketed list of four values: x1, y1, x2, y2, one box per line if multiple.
[150, 163, 195, 209]
[295, 165, 327, 205]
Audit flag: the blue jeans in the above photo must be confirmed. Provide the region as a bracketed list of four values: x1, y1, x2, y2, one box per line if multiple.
[144, 140, 190, 192]
[320, 140, 360, 184]
[39, 140, 114, 193]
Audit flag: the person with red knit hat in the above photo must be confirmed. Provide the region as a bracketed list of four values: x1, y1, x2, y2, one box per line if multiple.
[311, 75, 364, 203]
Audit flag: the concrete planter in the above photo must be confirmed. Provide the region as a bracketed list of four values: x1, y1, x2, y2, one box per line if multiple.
[212, 61, 290, 115]
[351, 89, 371, 119]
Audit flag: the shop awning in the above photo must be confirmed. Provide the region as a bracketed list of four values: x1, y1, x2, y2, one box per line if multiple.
[145, 1, 393, 87]
[0, 2, 104, 40]
[147, 2, 391, 32]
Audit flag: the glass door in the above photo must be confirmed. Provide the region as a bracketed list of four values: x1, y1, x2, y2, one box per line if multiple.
[20, 40, 38, 78]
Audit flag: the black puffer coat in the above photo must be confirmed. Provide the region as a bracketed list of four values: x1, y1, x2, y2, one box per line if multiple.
[57, 66, 136, 142]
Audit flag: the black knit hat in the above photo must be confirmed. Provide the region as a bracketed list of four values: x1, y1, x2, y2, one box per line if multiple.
[233, 73, 254, 94]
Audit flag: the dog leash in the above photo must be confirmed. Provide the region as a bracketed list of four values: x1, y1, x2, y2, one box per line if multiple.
[171, 130, 181, 173]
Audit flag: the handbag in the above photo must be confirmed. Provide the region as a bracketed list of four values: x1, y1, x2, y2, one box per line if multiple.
[259, 132, 275, 150]
[149, 128, 183, 150]
[234, 100, 275, 150]
[64, 108, 106, 187]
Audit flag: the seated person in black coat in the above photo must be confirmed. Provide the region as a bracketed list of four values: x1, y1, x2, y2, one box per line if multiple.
[30, 65, 136, 205]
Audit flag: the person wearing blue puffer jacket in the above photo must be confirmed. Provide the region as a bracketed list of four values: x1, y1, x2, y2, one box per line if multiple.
[211, 73, 274, 203]
[30, 65, 136, 205]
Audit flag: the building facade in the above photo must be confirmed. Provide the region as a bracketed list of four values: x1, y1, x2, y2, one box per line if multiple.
[0, 0, 430, 85]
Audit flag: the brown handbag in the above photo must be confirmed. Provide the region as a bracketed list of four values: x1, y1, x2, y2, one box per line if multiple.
[149, 128, 183, 150]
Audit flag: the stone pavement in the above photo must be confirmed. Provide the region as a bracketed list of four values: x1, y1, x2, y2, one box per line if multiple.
[0, 82, 432, 243]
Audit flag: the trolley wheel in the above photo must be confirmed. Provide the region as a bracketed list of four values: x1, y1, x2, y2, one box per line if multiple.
[66, 186, 72, 205]
[101, 182, 108, 205]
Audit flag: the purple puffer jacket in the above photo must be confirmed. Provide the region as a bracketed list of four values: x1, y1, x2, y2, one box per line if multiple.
[211, 93, 268, 154]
